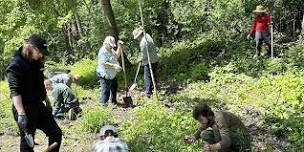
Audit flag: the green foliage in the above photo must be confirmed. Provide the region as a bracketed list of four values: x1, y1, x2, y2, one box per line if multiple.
[0, 81, 18, 133]
[264, 97, 304, 150]
[72, 85, 99, 99]
[120, 102, 201, 152]
[0, 80, 9, 96]
[0, 98, 18, 133]
[286, 42, 304, 67]
[169, 68, 304, 150]
[80, 107, 114, 133]
[1, 0, 304, 151]
[264, 58, 287, 74]
[70, 59, 98, 88]
[159, 37, 225, 83]
[45, 61, 71, 77]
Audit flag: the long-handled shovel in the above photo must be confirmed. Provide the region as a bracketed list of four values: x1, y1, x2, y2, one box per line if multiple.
[270, 15, 274, 58]
[138, 1, 158, 99]
[129, 62, 141, 91]
[120, 43, 133, 108]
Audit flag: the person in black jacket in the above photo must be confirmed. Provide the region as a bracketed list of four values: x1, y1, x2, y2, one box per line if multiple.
[7, 35, 62, 152]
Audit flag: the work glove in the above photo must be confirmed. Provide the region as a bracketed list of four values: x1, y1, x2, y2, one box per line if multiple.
[17, 114, 28, 130]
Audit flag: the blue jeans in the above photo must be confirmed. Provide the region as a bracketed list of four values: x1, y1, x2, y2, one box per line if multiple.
[99, 77, 118, 105]
[144, 63, 158, 97]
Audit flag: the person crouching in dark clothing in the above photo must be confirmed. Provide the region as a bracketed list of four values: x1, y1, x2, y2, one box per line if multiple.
[185, 103, 251, 152]
[7, 34, 62, 152]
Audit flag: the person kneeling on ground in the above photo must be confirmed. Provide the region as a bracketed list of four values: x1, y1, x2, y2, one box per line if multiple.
[92, 125, 129, 152]
[49, 73, 80, 88]
[44, 80, 82, 120]
[185, 103, 251, 152]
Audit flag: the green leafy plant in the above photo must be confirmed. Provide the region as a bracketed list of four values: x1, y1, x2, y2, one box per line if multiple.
[70, 59, 98, 88]
[80, 107, 114, 133]
[120, 102, 201, 152]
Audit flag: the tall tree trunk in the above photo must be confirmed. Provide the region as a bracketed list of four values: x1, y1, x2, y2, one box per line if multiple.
[100, 0, 119, 40]
[100, 0, 131, 66]
[301, 14, 304, 36]
[74, 13, 84, 38]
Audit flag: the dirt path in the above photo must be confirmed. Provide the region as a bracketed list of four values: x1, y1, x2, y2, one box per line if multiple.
[0, 124, 96, 152]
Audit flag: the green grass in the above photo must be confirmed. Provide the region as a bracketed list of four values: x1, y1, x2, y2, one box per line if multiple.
[120, 102, 202, 152]
[0, 81, 18, 133]
[80, 106, 114, 133]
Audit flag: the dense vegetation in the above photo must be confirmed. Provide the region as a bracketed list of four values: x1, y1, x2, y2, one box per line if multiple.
[1, 0, 304, 151]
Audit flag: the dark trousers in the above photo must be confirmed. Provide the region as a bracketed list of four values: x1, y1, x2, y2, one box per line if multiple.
[99, 77, 118, 105]
[144, 63, 158, 97]
[255, 31, 271, 56]
[13, 102, 62, 152]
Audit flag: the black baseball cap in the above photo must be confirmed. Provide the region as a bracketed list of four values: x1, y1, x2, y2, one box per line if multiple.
[25, 34, 49, 55]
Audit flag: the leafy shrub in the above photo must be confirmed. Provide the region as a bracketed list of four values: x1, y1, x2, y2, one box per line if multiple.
[286, 43, 304, 67]
[190, 62, 209, 81]
[0, 80, 9, 96]
[159, 38, 223, 83]
[45, 61, 71, 78]
[265, 58, 287, 75]
[265, 97, 304, 150]
[72, 85, 99, 99]
[70, 59, 98, 88]
[120, 102, 201, 152]
[80, 107, 114, 133]
[0, 98, 19, 133]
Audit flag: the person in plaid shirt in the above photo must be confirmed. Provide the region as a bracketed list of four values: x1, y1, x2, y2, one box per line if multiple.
[92, 125, 129, 152]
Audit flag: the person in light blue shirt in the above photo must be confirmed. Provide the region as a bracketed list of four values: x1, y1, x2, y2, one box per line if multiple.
[96, 36, 123, 106]
[133, 28, 159, 98]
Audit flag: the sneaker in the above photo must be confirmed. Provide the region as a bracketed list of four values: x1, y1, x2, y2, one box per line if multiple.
[68, 108, 76, 120]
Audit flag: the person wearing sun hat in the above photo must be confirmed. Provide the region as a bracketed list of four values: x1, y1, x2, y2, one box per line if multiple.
[92, 125, 129, 152]
[132, 27, 159, 98]
[247, 5, 272, 57]
[96, 36, 124, 106]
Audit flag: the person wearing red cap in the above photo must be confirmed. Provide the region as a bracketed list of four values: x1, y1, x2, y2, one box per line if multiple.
[247, 5, 272, 57]
[7, 34, 62, 152]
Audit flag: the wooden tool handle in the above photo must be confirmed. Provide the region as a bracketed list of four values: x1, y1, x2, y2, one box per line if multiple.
[43, 142, 58, 152]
